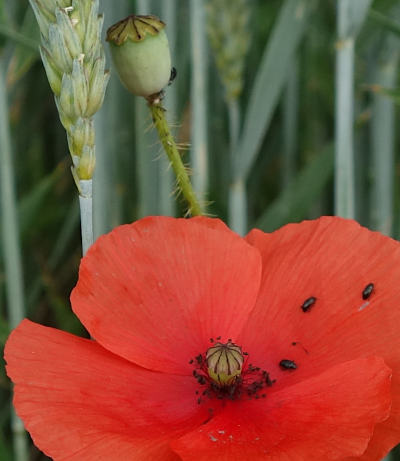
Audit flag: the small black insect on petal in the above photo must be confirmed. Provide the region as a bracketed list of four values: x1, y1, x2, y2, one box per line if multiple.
[301, 296, 316, 313]
[279, 359, 297, 370]
[362, 283, 374, 300]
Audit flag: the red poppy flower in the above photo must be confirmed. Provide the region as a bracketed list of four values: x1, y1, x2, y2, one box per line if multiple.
[5, 216, 400, 460]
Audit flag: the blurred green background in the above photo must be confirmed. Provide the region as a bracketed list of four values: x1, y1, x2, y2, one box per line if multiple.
[1, 0, 400, 459]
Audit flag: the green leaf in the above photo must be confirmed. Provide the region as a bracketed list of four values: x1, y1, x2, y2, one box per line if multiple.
[337, 0, 373, 38]
[0, 314, 10, 346]
[18, 164, 63, 238]
[6, 8, 40, 85]
[368, 85, 400, 104]
[0, 432, 13, 461]
[368, 8, 400, 37]
[234, 0, 315, 180]
[0, 22, 38, 51]
[255, 143, 334, 232]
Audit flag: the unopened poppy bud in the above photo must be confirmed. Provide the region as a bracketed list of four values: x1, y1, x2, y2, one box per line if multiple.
[206, 341, 244, 387]
[106, 14, 172, 98]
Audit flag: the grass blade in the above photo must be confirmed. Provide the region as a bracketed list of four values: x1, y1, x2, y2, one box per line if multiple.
[0, 60, 28, 461]
[368, 9, 400, 37]
[256, 143, 334, 232]
[369, 16, 400, 235]
[94, 0, 129, 236]
[18, 163, 63, 238]
[135, 0, 162, 217]
[0, 23, 38, 51]
[234, 0, 314, 180]
[159, 0, 177, 216]
[190, 0, 209, 201]
[282, 57, 299, 188]
[6, 8, 39, 86]
[335, 0, 372, 218]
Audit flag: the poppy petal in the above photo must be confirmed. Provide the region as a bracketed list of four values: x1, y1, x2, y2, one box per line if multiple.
[71, 216, 261, 375]
[241, 216, 400, 458]
[171, 356, 391, 461]
[5, 320, 208, 460]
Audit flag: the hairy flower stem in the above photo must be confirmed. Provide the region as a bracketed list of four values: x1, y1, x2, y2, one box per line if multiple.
[148, 101, 203, 216]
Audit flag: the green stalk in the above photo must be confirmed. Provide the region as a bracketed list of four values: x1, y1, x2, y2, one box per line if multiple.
[335, 0, 355, 218]
[94, 0, 129, 236]
[78, 179, 93, 255]
[148, 101, 203, 216]
[0, 62, 28, 461]
[368, 9, 400, 37]
[160, 0, 177, 216]
[370, 34, 399, 236]
[0, 23, 39, 50]
[282, 57, 299, 188]
[190, 0, 208, 199]
[335, 0, 372, 218]
[27, 198, 79, 310]
[228, 99, 240, 150]
[227, 98, 247, 235]
[135, 0, 160, 217]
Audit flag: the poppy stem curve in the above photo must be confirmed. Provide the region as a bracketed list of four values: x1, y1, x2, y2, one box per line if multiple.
[148, 100, 204, 216]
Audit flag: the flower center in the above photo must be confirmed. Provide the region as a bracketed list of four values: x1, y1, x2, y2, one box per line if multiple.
[206, 340, 243, 386]
[190, 338, 275, 403]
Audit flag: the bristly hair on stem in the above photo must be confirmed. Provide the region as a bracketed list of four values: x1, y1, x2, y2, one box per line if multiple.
[147, 93, 204, 217]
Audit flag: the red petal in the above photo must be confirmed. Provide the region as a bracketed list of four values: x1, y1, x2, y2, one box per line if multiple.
[171, 357, 391, 460]
[242, 217, 400, 457]
[71, 216, 261, 374]
[5, 320, 207, 460]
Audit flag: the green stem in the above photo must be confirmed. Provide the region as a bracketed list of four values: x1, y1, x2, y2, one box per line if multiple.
[335, 0, 356, 219]
[190, 0, 208, 198]
[148, 101, 203, 216]
[282, 58, 299, 188]
[78, 179, 93, 255]
[0, 61, 28, 461]
[368, 9, 400, 37]
[0, 23, 39, 50]
[227, 99, 247, 235]
[370, 41, 398, 236]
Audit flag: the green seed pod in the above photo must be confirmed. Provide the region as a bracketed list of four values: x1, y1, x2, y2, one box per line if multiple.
[206, 341, 244, 387]
[106, 15, 172, 98]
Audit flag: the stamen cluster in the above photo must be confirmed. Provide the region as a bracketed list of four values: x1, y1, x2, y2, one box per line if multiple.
[190, 338, 275, 404]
